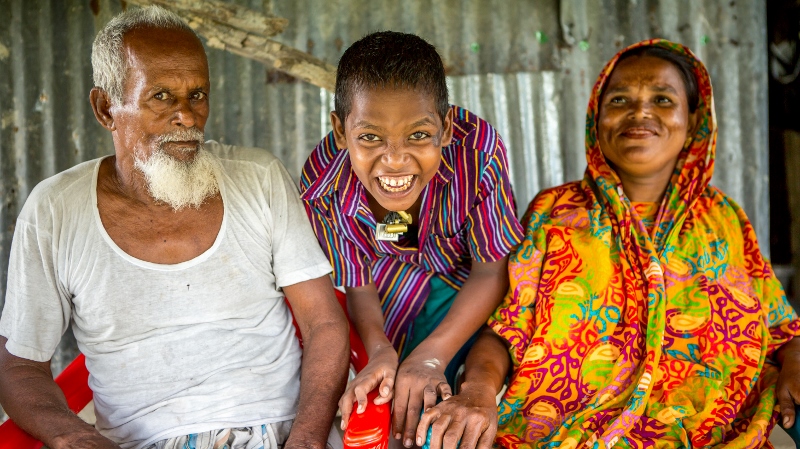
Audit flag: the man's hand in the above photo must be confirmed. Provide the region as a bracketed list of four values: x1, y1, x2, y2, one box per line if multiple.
[776, 338, 800, 428]
[415, 382, 497, 449]
[339, 345, 398, 430]
[51, 431, 123, 449]
[392, 351, 452, 447]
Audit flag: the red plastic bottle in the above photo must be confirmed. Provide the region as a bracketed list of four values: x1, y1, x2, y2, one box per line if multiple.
[343, 389, 391, 449]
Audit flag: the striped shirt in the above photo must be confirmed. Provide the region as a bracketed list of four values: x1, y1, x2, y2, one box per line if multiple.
[300, 105, 524, 350]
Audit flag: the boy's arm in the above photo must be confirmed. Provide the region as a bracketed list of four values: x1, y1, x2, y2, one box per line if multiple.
[0, 337, 121, 449]
[392, 257, 509, 447]
[416, 327, 510, 449]
[339, 283, 399, 429]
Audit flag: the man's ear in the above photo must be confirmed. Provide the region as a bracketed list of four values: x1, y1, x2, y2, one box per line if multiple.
[440, 107, 454, 147]
[331, 111, 347, 150]
[90, 87, 116, 131]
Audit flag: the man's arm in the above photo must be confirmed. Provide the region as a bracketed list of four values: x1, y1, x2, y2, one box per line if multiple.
[0, 336, 120, 449]
[283, 275, 350, 449]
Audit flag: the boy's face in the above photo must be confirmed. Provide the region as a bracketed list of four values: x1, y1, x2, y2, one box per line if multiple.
[332, 87, 453, 214]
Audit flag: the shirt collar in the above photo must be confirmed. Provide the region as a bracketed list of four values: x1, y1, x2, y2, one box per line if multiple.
[334, 155, 368, 217]
[304, 144, 456, 218]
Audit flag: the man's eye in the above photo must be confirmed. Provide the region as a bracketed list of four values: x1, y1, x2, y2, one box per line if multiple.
[409, 132, 430, 140]
[655, 96, 672, 104]
[191, 91, 207, 101]
[358, 134, 380, 142]
[154, 92, 168, 100]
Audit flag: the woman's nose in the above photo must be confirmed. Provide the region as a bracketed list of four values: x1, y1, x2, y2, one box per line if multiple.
[628, 99, 653, 120]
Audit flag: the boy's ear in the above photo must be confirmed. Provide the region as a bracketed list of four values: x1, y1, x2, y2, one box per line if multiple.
[331, 111, 347, 149]
[440, 107, 454, 147]
[90, 87, 116, 131]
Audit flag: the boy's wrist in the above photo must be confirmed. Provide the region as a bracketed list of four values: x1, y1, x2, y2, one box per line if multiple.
[367, 341, 397, 360]
[404, 345, 453, 371]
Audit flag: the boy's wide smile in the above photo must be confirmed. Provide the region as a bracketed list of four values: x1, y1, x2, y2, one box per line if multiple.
[331, 86, 454, 214]
[377, 175, 416, 193]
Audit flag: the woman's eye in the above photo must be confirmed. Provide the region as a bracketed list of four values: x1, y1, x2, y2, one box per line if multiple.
[358, 134, 380, 142]
[609, 96, 626, 104]
[655, 96, 672, 104]
[409, 131, 430, 140]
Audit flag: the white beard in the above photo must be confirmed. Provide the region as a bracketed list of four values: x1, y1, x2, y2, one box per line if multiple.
[134, 129, 221, 211]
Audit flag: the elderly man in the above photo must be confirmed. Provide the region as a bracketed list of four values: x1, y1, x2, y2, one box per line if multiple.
[0, 6, 348, 449]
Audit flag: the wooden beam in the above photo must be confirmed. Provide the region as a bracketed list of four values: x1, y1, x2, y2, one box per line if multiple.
[189, 15, 336, 91]
[126, 0, 288, 37]
[123, 0, 336, 91]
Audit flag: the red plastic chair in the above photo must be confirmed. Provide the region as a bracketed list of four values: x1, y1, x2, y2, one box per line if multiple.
[0, 291, 389, 449]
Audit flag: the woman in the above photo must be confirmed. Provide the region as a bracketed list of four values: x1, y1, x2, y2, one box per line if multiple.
[417, 39, 800, 449]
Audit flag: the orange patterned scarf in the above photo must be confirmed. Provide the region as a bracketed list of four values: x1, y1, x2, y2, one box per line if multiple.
[489, 39, 800, 449]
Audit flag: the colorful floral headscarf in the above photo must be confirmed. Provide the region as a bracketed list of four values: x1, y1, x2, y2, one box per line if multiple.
[489, 39, 800, 448]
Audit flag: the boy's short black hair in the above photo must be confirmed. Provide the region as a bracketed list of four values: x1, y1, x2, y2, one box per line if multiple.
[334, 31, 449, 123]
[617, 46, 700, 113]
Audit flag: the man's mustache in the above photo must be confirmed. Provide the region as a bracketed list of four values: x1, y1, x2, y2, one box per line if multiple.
[156, 128, 205, 146]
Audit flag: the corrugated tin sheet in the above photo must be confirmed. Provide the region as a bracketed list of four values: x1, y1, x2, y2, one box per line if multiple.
[0, 0, 769, 377]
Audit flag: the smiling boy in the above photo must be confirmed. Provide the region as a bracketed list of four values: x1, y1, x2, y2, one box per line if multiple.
[299, 31, 524, 447]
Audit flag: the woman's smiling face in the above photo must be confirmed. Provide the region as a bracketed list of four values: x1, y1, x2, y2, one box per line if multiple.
[598, 55, 697, 196]
[332, 87, 452, 214]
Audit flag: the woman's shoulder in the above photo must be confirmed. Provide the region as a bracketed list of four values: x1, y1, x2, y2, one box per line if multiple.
[521, 180, 595, 226]
[693, 186, 770, 275]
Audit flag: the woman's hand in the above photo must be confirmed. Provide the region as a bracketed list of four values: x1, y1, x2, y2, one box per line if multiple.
[339, 345, 399, 430]
[392, 352, 453, 447]
[415, 382, 498, 449]
[776, 338, 800, 428]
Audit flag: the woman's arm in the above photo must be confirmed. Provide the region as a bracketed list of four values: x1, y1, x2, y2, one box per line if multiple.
[393, 257, 509, 446]
[416, 327, 510, 449]
[775, 337, 800, 428]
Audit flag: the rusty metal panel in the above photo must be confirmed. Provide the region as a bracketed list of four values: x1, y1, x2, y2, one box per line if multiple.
[0, 0, 770, 381]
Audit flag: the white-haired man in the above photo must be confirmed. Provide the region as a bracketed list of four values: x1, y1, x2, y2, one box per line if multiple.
[0, 7, 348, 449]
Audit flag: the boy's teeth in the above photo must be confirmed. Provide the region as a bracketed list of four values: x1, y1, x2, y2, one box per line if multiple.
[378, 175, 413, 192]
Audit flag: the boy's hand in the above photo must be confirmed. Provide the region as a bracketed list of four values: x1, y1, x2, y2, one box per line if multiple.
[339, 345, 399, 430]
[392, 352, 452, 447]
[415, 382, 497, 449]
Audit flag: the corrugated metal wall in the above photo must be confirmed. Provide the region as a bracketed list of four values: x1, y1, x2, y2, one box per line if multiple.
[0, 0, 769, 375]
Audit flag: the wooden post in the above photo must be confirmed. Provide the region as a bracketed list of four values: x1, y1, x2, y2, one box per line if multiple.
[784, 130, 800, 303]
